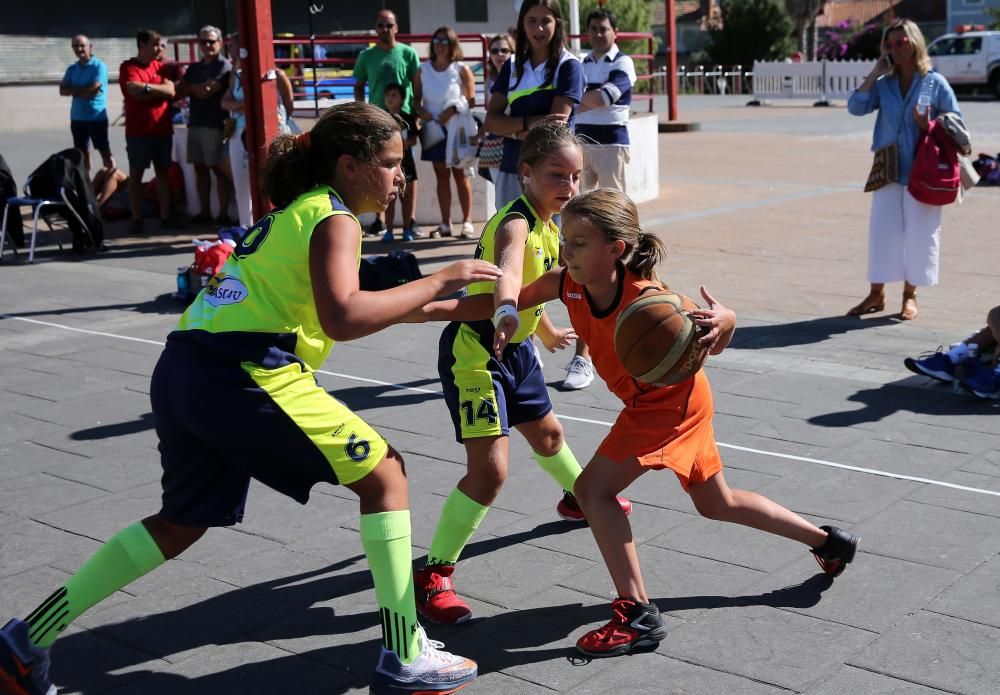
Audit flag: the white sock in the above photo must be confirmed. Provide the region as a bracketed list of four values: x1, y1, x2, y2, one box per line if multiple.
[946, 343, 969, 364]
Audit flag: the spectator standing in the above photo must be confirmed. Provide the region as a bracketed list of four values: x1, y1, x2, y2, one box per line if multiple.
[559, 8, 638, 391]
[381, 83, 421, 243]
[353, 9, 420, 237]
[576, 9, 636, 192]
[478, 34, 514, 185]
[414, 26, 476, 239]
[846, 19, 960, 321]
[60, 35, 113, 174]
[484, 0, 584, 208]
[120, 29, 182, 233]
[221, 33, 295, 228]
[179, 25, 233, 226]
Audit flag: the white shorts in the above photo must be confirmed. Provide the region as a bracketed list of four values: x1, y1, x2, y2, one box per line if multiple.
[581, 144, 630, 192]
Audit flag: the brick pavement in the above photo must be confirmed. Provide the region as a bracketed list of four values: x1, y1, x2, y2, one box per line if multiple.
[1, 97, 999, 694]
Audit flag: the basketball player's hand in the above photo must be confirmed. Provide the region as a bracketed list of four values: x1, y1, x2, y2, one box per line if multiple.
[438, 260, 503, 296]
[692, 286, 736, 354]
[539, 326, 577, 352]
[493, 316, 518, 358]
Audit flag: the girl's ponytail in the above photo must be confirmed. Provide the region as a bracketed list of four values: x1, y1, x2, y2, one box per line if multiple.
[626, 229, 667, 283]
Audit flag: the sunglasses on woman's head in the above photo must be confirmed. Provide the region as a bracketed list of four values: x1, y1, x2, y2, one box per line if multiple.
[490, 47, 511, 55]
[883, 36, 910, 49]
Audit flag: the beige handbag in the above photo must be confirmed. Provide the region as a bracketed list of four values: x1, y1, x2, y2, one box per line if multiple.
[864, 143, 899, 192]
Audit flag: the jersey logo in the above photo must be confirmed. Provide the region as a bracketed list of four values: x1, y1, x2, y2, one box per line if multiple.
[533, 246, 544, 258]
[203, 274, 249, 307]
[567, 292, 583, 299]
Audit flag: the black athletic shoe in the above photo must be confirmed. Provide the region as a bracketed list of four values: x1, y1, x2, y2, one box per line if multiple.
[576, 598, 667, 657]
[811, 525, 859, 577]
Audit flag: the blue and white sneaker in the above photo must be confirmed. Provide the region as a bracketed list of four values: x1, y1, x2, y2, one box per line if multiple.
[369, 625, 477, 694]
[961, 367, 1000, 399]
[0, 619, 55, 695]
[904, 348, 957, 382]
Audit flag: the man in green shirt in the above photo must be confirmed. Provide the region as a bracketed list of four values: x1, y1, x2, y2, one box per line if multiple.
[353, 9, 420, 235]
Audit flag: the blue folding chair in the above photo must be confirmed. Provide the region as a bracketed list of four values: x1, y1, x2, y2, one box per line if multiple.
[0, 175, 86, 264]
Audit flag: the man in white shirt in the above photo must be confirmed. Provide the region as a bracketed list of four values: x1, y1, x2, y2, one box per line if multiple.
[575, 9, 637, 192]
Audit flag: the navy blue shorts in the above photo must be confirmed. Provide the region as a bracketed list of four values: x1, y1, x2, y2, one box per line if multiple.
[421, 140, 446, 163]
[150, 339, 387, 527]
[70, 119, 110, 153]
[438, 320, 552, 443]
[126, 135, 172, 172]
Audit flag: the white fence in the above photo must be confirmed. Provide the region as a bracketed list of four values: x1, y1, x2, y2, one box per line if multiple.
[751, 60, 876, 103]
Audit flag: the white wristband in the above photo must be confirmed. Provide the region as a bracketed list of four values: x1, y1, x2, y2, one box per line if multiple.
[492, 304, 519, 329]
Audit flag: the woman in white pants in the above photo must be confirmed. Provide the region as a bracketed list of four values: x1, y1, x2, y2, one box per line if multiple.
[221, 34, 293, 228]
[846, 18, 959, 320]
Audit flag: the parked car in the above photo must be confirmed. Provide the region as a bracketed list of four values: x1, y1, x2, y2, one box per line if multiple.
[927, 30, 1000, 98]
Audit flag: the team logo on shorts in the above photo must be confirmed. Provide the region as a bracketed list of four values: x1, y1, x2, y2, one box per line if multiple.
[203, 274, 249, 307]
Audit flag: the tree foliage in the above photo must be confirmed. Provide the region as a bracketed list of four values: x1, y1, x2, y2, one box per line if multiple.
[705, 0, 795, 66]
[559, 0, 657, 57]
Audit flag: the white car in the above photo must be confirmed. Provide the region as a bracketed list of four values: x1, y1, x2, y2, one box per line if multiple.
[926, 30, 1000, 98]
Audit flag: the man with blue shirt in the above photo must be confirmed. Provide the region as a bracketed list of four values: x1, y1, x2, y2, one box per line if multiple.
[60, 35, 113, 174]
[575, 9, 636, 193]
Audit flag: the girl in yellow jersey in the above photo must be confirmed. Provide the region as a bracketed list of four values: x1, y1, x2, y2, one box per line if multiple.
[413, 122, 631, 625]
[0, 102, 500, 695]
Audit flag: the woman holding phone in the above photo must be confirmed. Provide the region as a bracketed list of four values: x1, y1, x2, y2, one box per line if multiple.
[846, 19, 959, 321]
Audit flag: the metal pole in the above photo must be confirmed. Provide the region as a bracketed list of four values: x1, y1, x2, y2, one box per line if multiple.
[666, 0, 678, 120]
[308, 3, 324, 117]
[236, 0, 280, 218]
[569, 0, 581, 55]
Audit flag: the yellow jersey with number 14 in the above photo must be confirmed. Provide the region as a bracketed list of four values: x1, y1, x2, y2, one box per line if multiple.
[466, 194, 559, 344]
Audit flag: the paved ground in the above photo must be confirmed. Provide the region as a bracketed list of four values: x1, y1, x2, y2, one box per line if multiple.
[2, 95, 1000, 694]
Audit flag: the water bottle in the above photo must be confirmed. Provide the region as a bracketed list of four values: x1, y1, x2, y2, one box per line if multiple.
[917, 77, 934, 116]
[175, 266, 191, 300]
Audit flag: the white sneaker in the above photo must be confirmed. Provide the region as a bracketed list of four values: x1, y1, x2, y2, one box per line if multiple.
[563, 355, 594, 390]
[430, 223, 453, 239]
[369, 625, 477, 694]
[459, 221, 475, 239]
[532, 339, 544, 368]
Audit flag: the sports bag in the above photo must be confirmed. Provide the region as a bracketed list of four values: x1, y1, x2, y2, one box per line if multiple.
[907, 120, 960, 206]
[359, 250, 424, 291]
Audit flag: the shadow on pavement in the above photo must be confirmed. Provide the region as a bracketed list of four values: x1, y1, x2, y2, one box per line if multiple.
[730, 314, 898, 350]
[4, 294, 184, 318]
[808, 379, 999, 427]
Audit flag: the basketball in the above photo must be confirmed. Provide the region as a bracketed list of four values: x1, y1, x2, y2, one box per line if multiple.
[614, 290, 709, 386]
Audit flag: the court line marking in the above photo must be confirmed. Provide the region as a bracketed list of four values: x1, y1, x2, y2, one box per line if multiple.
[4, 314, 998, 499]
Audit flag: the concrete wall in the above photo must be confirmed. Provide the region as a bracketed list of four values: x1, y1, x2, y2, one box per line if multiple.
[408, 0, 518, 36]
[0, 84, 125, 134]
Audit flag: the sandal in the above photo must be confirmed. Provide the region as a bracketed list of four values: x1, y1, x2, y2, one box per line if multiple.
[900, 294, 918, 321]
[847, 294, 885, 316]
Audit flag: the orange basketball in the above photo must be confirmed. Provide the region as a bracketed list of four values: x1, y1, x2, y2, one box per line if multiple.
[614, 290, 709, 386]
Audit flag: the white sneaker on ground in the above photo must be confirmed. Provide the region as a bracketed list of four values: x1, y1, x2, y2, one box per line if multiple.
[459, 221, 475, 238]
[430, 223, 453, 238]
[369, 625, 477, 694]
[563, 355, 594, 390]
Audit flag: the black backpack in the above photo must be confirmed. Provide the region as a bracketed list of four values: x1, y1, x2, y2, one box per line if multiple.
[26, 149, 104, 253]
[0, 152, 23, 248]
[359, 250, 423, 291]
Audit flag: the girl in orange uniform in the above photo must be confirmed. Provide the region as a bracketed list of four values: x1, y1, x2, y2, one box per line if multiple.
[492, 188, 861, 657]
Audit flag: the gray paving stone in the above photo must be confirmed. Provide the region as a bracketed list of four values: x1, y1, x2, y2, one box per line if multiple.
[0, 438, 90, 479]
[103, 642, 359, 695]
[850, 499, 1000, 573]
[803, 665, 951, 695]
[869, 421, 1000, 457]
[663, 604, 876, 691]
[646, 514, 809, 572]
[50, 623, 163, 695]
[744, 415, 870, 449]
[464, 671, 554, 694]
[0, 411, 70, 446]
[905, 470, 1000, 519]
[753, 463, 923, 525]
[0, 518, 102, 580]
[741, 552, 960, 634]
[927, 555, 1000, 630]
[850, 611, 1000, 695]
[572, 652, 791, 695]
[0, 470, 108, 516]
[38, 481, 164, 541]
[834, 436, 972, 479]
[561, 545, 766, 619]
[961, 449, 1000, 479]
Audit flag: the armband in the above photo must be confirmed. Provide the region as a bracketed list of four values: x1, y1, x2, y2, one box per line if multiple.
[492, 304, 519, 329]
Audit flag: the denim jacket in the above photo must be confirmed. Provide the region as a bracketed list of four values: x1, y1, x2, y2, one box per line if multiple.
[848, 71, 960, 186]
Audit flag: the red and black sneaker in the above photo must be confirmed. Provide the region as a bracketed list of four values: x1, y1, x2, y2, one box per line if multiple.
[811, 525, 860, 577]
[556, 491, 633, 523]
[576, 598, 667, 658]
[414, 564, 472, 625]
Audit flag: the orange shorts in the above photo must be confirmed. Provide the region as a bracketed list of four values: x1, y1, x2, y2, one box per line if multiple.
[596, 370, 723, 490]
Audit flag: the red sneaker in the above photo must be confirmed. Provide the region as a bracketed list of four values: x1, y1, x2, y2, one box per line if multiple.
[576, 598, 667, 657]
[556, 491, 632, 522]
[413, 564, 472, 624]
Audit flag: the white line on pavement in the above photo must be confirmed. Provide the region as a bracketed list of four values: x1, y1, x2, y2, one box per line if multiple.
[5, 314, 998, 498]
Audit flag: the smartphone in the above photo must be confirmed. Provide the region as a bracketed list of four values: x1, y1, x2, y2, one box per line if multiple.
[882, 54, 894, 68]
